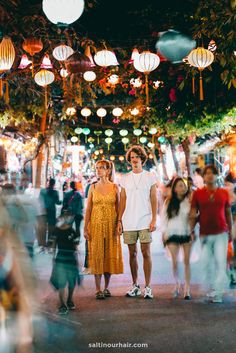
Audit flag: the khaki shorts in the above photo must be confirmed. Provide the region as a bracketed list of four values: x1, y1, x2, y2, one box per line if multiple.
[123, 229, 152, 245]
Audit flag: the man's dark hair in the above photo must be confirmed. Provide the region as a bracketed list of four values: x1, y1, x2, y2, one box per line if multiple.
[195, 168, 202, 176]
[202, 164, 218, 176]
[126, 145, 148, 165]
[70, 181, 77, 191]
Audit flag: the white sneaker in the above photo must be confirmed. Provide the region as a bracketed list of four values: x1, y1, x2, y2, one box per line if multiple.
[211, 295, 223, 303]
[126, 284, 141, 297]
[206, 290, 217, 298]
[144, 286, 153, 299]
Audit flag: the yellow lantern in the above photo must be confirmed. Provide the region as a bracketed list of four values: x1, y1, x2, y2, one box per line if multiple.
[83, 71, 96, 82]
[94, 50, 119, 67]
[53, 44, 74, 61]
[0, 37, 15, 72]
[133, 51, 160, 106]
[110, 155, 115, 161]
[187, 47, 214, 100]
[66, 107, 76, 116]
[119, 156, 125, 162]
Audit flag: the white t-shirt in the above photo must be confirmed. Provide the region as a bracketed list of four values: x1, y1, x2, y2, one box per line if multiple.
[120, 170, 157, 231]
[160, 197, 191, 236]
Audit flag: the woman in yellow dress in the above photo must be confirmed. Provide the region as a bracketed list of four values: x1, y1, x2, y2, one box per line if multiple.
[84, 160, 123, 299]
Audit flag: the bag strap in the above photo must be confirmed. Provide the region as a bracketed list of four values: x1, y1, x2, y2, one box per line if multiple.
[68, 192, 76, 206]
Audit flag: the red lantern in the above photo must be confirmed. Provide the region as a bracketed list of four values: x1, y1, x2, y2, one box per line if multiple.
[22, 38, 43, 56]
[65, 52, 91, 74]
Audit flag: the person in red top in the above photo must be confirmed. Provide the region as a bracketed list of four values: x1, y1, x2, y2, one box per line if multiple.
[190, 164, 232, 303]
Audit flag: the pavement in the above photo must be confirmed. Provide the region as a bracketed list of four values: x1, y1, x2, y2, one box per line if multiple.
[5, 224, 236, 353]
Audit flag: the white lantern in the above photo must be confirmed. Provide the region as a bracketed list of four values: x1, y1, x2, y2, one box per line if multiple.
[60, 68, 68, 78]
[105, 137, 112, 150]
[0, 37, 15, 71]
[75, 127, 82, 134]
[112, 107, 123, 117]
[105, 129, 113, 137]
[96, 108, 107, 124]
[153, 80, 162, 89]
[130, 78, 142, 88]
[34, 69, 55, 86]
[122, 137, 129, 149]
[110, 155, 115, 161]
[133, 129, 142, 136]
[140, 136, 147, 144]
[108, 74, 119, 85]
[42, 0, 85, 25]
[53, 44, 74, 61]
[133, 51, 160, 73]
[71, 136, 78, 143]
[149, 127, 157, 135]
[119, 129, 128, 137]
[81, 108, 91, 117]
[130, 108, 139, 116]
[148, 142, 155, 149]
[66, 107, 76, 116]
[119, 156, 125, 161]
[94, 50, 119, 67]
[83, 71, 96, 82]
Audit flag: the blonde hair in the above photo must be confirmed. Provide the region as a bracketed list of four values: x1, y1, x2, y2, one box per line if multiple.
[95, 160, 115, 182]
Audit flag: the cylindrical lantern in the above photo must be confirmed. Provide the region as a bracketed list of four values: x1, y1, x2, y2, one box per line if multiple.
[83, 71, 96, 82]
[105, 129, 113, 137]
[0, 37, 15, 72]
[119, 129, 128, 137]
[140, 136, 147, 144]
[133, 51, 160, 106]
[42, 0, 85, 25]
[105, 137, 112, 150]
[96, 108, 107, 124]
[94, 50, 119, 67]
[112, 107, 123, 117]
[53, 44, 74, 61]
[187, 47, 214, 100]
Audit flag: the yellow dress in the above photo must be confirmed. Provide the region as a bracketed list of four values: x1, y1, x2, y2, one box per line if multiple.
[88, 185, 123, 275]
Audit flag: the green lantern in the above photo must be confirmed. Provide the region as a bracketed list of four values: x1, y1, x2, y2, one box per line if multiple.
[139, 136, 147, 144]
[105, 137, 112, 151]
[82, 127, 90, 143]
[119, 129, 128, 137]
[105, 129, 113, 137]
[75, 127, 83, 134]
[94, 130, 103, 144]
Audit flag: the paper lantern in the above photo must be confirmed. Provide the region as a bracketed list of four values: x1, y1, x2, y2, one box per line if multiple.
[82, 127, 90, 142]
[96, 108, 107, 124]
[130, 77, 142, 88]
[105, 137, 112, 150]
[42, 0, 84, 25]
[119, 129, 128, 137]
[158, 136, 166, 144]
[149, 153, 154, 159]
[53, 44, 74, 61]
[81, 108, 91, 117]
[60, 68, 68, 78]
[99, 149, 104, 154]
[41, 54, 53, 69]
[94, 50, 119, 67]
[156, 30, 196, 63]
[140, 136, 147, 144]
[148, 142, 155, 149]
[0, 37, 15, 72]
[75, 127, 82, 134]
[71, 136, 78, 143]
[112, 107, 123, 117]
[119, 156, 125, 161]
[105, 129, 113, 137]
[122, 137, 129, 150]
[34, 69, 55, 86]
[130, 48, 139, 63]
[94, 130, 102, 144]
[18, 54, 32, 69]
[133, 129, 142, 136]
[149, 127, 157, 135]
[187, 47, 214, 100]
[110, 155, 115, 161]
[153, 80, 162, 89]
[83, 71, 96, 82]
[133, 51, 160, 106]
[66, 107, 76, 116]
[208, 40, 217, 53]
[88, 137, 95, 143]
[22, 38, 43, 56]
[94, 150, 99, 156]
[130, 108, 139, 116]
[65, 52, 91, 74]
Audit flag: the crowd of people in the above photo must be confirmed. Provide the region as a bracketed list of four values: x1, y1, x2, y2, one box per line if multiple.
[0, 144, 236, 352]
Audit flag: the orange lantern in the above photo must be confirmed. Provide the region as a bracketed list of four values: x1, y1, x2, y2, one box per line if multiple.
[22, 38, 43, 56]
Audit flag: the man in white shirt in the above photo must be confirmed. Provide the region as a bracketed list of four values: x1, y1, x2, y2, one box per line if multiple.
[117, 145, 158, 299]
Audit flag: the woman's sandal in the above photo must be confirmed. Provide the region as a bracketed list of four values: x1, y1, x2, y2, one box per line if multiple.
[96, 291, 105, 300]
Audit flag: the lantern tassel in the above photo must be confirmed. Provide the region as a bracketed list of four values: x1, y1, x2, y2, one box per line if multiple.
[192, 76, 195, 95]
[63, 78, 67, 96]
[4, 81, 9, 104]
[145, 74, 149, 107]
[100, 117, 103, 125]
[0, 79, 3, 97]
[199, 71, 204, 101]
[44, 86, 48, 111]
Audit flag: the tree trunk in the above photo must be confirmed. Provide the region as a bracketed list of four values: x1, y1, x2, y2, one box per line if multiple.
[182, 138, 191, 176]
[157, 143, 168, 180]
[169, 138, 180, 175]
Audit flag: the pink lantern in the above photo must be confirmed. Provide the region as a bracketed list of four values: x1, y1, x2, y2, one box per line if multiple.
[41, 54, 53, 69]
[18, 54, 32, 69]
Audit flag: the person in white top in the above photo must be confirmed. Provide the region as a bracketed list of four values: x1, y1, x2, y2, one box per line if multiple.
[193, 168, 204, 189]
[161, 177, 194, 300]
[117, 145, 157, 299]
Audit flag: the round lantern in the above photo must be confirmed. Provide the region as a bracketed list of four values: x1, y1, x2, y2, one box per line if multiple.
[81, 107, 91, 123]
[94, 50, 119, 67]
[65, 52, 91, 74]
[187, 47, 214, 100]
[140, 136, 147, 144]
[88, 137, 95, 143]
[83, 71, 96, 82]
[130, 108, 139, 116]
[133, 129, 142, 136]
[75, 127, 82, 134]
[96, 108, 107, 124]
[112, 107, 123, 117]
[149, 153, 154, 159]
[71, 136, 78, 143]
[60, 68, 68, 78]
[108, 74, 119, 85]
[158, 136, 166, 144]
[22, 38, 43, 56]
[119, 129, 128, 137]
[105, 129, 113, 137]
[148, 142, 155, 149]
[53, 44, 74, 61]
[0, 37, 15, 71]
[133, 51, 160, 106]
[149, 127, 157, 135]
[122, 137, 129, 150]
[42, 0, 85, 25]
[99, 149, 104, 154]
[34, 69, 55, 86]
[94, 150, 99, 156]
[156, 30, 196, 63]
[119, 156, 125, 162]
[130, 77, 142, 88]
[82, 127, 90, 143]
[110, 155, 115, 161]
[66, 107, 76, 116]
[105, 137, 112, 150]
